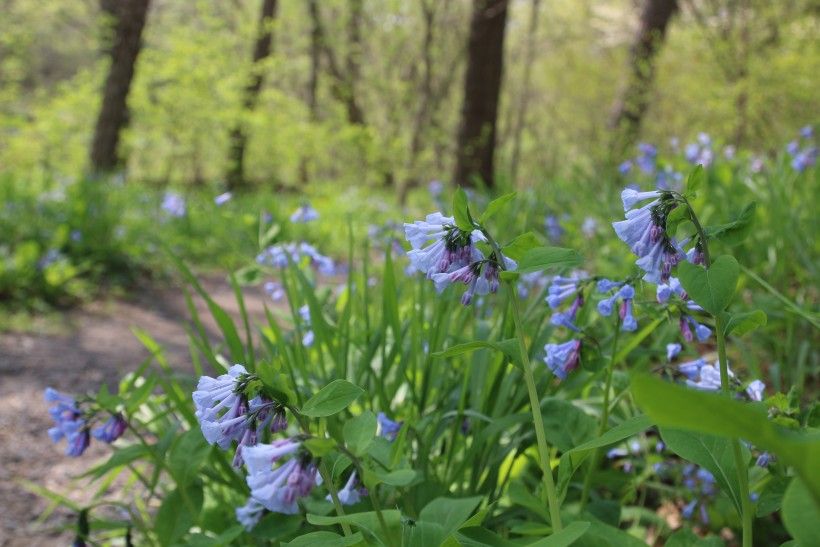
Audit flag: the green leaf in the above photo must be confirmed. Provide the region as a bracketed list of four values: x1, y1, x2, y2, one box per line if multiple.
[676, 255, 739, 314]
[86, 443, 151, 479]
[686, 165, 705, 196]
[301, 380, 364, 417]
[756, 476, 790, 517]
[527, 521, 591, 546]
[304, 437, 337, 457]
[453, 188, 474, 231]
[234, 264, 264, 285]
[168, 428, 212, 487]
[782, 478, 820, 546]
[480, 192, 516, 223]
[344, 411, 377, 456]
[155, 483, 203, 545]
[660, 428, 747, 514]
[456, 526, 519, 546]
[571, 520, 644, 547]
[419, 496, 484, 541]
[284, 531, 364, 547]
[665, 205, 690, 238]
[704, 202, 756, 246]
[665, 528, 724, 546]
[433, 339, 520, 367]
[376, 469, 417, 486]
[723, 309, 767, 336]
[515, 247, 582, 275]
[502, 232, 541, 261]
[307, 510, 402, 544]
[631, 374, 820, 501]
[540, 399, 596, 452]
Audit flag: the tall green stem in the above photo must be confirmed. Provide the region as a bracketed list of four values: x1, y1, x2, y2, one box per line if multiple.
[580, 315, 621, 510]
[687, 200, 752, 547]
[507, 283, 563, 532]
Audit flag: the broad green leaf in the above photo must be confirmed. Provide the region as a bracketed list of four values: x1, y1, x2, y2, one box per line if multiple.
[676, 255, 739, 315]
[502, 232, 541, 261]
[571, 520, 644, 547]
[304, 437, 336, 457]
[284, 531, 364, 547]
[515, 247, 582, 275]
[169, 428, 212, 486]
[419, 496, 484, 541]
[433, 339, 520, 367]
[686, 165, 705, 196]
[631, 374, 820, 501]
[307, 510, 402, 545]
[756, 476, 790, 517]
[453, 188, 474, 231]
[456, 526, 519, 546]
[704, 202, 756, 246]
[376, 469, 416, 486]
[301, 380, 364, 417]
[527, 521, 591, 546]
[155, 483, 203, 545]
[665, 528, 723, 546]
[540, 399, 596, 452]
[405, 521, 447, 547]
[480, 192, 516, 223]
[723, 309, 767, 336]
[660, 428, 746, 514]
[782, 478, 820, 546]
[344, 411, 377, 456]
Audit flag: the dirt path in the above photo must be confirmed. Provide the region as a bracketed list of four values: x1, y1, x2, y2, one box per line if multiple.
[0, 276, 271, 546]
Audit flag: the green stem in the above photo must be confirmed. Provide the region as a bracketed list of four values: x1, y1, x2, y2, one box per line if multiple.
[319, 462, 354, 537]
[688, 201, 752, 547]
[580, 315, 621, 510]
[507, 283, 563, 532]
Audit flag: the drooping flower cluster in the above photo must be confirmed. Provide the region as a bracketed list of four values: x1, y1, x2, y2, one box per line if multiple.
[243, 439, 320, 515]
[298, 304, 315, 347]
[377, 412, 402, 441]
[548, 275, 587, 332]
[256, 242, 335, 275]
[45, 388, 127, 457]
[681, 464, 717, 524]
[290, 203, 319, 223]
[613, 189, 684, 285]
[544, 215, 564, 243]
[193, 365, 287, 467]
[404, 212, 514, 305]
[786, 125, 817, 172]
[543, 339, 582, 381]
[618, 143, 683, 190]
[597, 280, 637, 332]
[161, 191, 186, 217]
[684, 132, 714, 167]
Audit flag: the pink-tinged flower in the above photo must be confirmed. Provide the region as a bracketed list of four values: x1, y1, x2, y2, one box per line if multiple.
[244, 439, 319, 514]
[404, 212, 485, 278]
[91, 413, 127, 443]
[236, 497, 265, 530]
[543, 340, 582, 380]
[45, 388, 90, 457]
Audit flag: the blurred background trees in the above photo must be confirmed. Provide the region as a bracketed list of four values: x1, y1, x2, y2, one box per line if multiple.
[0, 0, 817, 189]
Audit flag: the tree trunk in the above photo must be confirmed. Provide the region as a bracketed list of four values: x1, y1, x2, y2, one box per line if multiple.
[300, 0, 323, 185]
[453, 0, 509, 189]
[89, 0, 151, 174]
[509, 0, 541, 188]
[609, 0, 678, 153]
[226, 0, 278, 191]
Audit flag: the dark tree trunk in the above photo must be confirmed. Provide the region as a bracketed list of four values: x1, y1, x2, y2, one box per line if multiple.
[453, 0, 509, 189]
[89, 0, 151, 173]
[300, 0, 323, 185]
[609, 0, 678, 152]
[226, 0, 278, 191]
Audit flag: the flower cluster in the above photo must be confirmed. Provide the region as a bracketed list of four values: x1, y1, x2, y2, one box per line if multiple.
[290, 203, 319, 223]
[161, 191, 186, 217]
[681, 464, 717, 524]
[404, 212, 514, 305]
[543, 339, 581, 381]
[214, 192, 233, 206]
[786, 126, 817, 172]
[548, 275, 586, 332]
[613, 189, 684, 284]
[684, 133, 715, 168]
[597, 280, 637, 332]
[45, 388, 127, 457]
[256, 242, 335, 275]
[619, 142, 683, 191]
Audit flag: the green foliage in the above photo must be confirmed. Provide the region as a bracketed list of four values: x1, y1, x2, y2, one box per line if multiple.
[676, 255, 740, 315]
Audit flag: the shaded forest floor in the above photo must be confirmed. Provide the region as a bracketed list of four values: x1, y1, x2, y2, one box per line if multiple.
[0, 276, 270, 546]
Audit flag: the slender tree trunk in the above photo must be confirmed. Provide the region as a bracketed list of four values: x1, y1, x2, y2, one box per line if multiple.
[309, 0, 365, 126]
[509, 0, 541, 188]
[609, 0, 678, 153]
[89, 0, 151, 174]
[300, 0, 323, 185]
[226, 0, 278, 191]
[453, 0, 509, 189]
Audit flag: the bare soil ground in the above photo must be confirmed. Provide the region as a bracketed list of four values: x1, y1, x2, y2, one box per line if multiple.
[0, 276, 270, 546]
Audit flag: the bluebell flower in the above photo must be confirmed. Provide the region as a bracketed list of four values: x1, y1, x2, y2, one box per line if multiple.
[545, 215, 564, 243]
[755, 452, 773, 468]
[636, 143, 657, 173]
[680, 316, 711, 342]
[543, 339, 582, 380]
[620, 188, 661, 212]
[791, 147, 817, 172]
[786, 140, 800, 156]
[302, 330, 315, 347]
[91, 413, 127, 443]
[404, 212, 485, 279]
[582, 216, 598, 238]
[697, 132, 711, 147]
[264, 281, 284, 301]
[666, 343, 682, 361]
[517, 271, 549, 299]
[723, 145, 736, 160]
[290, 203, 319, 223]
[377, 412, 402, 441]
[800, 125, 813, 139]
[214, 192, 233, 206]
[684, 143, 700, 163]
[606, 447, 628, 459]
[551, 296, 582, 332]
[244, 439, 319, 514]
[236, 497, 265, 531]
[257, 242, 335, 275]
[327, 472, 363, 506]
[428, 180, 444, 198]
[618, 160, 633, 175]
[161, 192, 186, 217]
[596, 278, 621, 293]
[45, 388, 90, 457]
[678, 358, 707, 380]
[193, 364, 254, 451]
[686, 363, 732, 392]
[746, 379, 765, 402]
[546, 274, 585, 309]
[618, 287, 638, 332]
